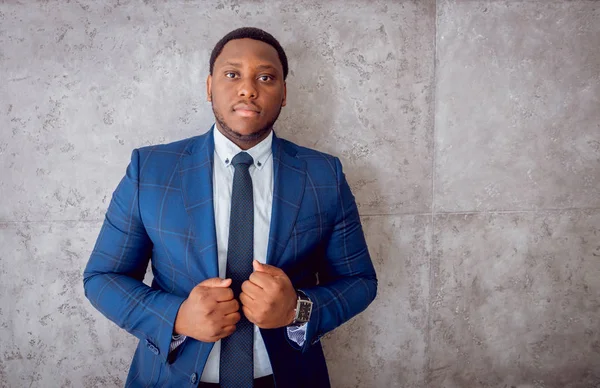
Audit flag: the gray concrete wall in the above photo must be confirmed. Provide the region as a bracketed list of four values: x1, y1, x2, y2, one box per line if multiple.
[0, 0, 598, 387]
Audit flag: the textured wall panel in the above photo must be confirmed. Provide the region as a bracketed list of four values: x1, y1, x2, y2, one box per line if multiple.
[429, 210, 600, 388]
[323, 215, 431, 388]
[0, 221, 136, 387]
[1, 0, 435, 221]
[435, 0, 600, 212]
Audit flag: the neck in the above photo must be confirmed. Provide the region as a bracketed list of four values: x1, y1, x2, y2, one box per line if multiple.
[215, 123, 272, 150]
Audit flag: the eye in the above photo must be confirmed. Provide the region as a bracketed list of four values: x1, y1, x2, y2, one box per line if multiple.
[225, 72, 237, 79]
[258, 75, 273, 82]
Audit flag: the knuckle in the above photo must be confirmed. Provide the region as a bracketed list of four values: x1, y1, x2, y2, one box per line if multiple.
[203, 298, 216, 309]
[196, 289, 209, 301]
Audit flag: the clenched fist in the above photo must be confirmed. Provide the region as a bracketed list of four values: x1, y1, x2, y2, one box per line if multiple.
[174, 278, 241, 343]
[239, 261, 297, 329]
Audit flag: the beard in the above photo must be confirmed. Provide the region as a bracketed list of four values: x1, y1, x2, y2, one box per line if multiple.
[212, 101, 282, 143]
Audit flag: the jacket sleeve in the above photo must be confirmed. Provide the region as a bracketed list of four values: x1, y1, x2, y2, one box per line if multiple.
[83, 149, 186, 362]
[296, 157, 378, 352]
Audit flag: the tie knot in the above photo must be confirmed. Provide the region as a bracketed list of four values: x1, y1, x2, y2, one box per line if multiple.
[231, 152, 253, 168]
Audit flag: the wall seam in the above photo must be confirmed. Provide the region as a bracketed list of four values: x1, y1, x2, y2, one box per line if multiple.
[426, 0, 439, 385]
[2, 207, 600, 224]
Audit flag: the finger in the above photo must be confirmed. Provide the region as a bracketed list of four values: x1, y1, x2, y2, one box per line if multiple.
[218, 325, 236, 339]
[198, 277, 232, 288]
[241, 280, 262, 299]
[239, 292, 255, 308]
[242, 306, 255, 324]
[223, 311, 241, 326]
[217, 299, 239, 314]
[209, 287, 235, 302]
[248, 271, 274, 289]
[253, 260, 285, 276]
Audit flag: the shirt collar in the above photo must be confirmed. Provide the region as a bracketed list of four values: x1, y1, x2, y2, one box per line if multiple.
[213, 124, 273, 170]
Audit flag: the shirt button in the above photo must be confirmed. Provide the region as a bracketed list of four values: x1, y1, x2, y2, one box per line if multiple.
[190, 373, 198, 384]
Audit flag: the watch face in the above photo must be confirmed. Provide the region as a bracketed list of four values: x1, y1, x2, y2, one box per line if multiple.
[297, 300, 313, 322]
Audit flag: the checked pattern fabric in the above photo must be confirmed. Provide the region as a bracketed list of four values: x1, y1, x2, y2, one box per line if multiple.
[83, 128, 377, 387]
[220, 151, 255, 388]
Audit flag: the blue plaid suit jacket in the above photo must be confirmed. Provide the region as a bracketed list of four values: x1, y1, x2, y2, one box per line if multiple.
[83, 127, 377, 387]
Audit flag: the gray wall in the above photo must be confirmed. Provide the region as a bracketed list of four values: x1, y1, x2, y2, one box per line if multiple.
[1, 0, 599, 387]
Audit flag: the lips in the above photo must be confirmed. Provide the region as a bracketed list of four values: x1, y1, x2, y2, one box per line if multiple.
[233, 103, 260, 117]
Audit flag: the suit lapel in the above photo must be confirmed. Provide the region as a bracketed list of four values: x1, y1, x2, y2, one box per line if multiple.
[178, 129, 219, 279]
[266, 133, 306, 268]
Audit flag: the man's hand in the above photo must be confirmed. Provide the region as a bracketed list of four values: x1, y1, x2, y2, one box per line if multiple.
[239, 260, 297, 329]
[174, 278, 240, 343]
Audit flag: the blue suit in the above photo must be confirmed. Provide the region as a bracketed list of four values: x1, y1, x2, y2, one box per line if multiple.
[83, 128, 377, 387]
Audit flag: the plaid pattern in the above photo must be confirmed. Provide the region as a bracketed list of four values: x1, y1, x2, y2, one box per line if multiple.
[83, 128, 377, 388]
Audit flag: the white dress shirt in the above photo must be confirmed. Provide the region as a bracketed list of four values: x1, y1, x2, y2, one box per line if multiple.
[172, 126, 306, 382]
[201, 126, 275, 382]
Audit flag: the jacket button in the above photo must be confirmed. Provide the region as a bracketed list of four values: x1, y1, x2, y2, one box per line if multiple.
[145, 339, 160, 355]
[190, 373, 198, 384]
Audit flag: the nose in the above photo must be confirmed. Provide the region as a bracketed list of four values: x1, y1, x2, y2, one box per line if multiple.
[237, 78, 257, 99]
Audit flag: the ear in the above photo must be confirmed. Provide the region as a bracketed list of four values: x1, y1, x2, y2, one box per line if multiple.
[281, 81, 287, 107]
[206, 74, 212, 102]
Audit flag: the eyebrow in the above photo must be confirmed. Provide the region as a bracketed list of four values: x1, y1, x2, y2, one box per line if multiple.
[221, 61, 279, 73]
[255, 64, 278, 72]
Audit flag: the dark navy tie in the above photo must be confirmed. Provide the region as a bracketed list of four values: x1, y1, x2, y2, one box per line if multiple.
[220, 151, 254, 388]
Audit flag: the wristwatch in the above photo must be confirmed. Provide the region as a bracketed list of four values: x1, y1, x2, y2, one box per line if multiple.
[290, 290, 313, 326]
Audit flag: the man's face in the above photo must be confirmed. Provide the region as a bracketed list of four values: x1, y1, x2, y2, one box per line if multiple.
[207, 38, 287, 144]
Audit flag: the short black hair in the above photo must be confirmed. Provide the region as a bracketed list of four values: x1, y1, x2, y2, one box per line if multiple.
[209, 27, 289, 80]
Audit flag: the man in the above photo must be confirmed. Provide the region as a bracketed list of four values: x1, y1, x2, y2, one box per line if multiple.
[83, 27, 377, 388]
